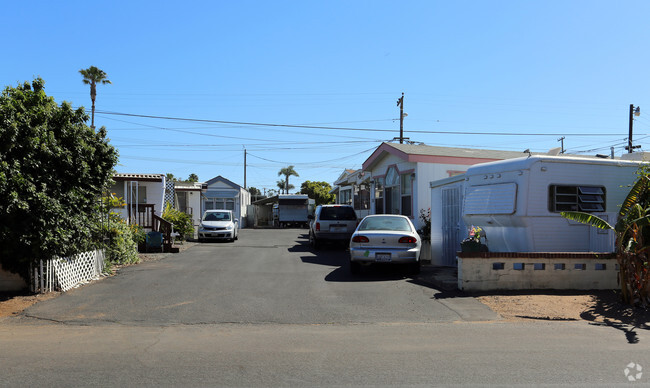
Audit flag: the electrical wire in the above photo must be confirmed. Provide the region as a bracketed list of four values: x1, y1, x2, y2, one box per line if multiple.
[96, 110, 632, 137]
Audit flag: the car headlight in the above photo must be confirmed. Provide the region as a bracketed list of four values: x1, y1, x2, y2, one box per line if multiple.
[226, 224, 233, 230]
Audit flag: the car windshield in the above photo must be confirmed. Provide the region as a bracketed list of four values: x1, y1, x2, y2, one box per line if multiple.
[358, 216, 411, 231]
[319, 206, 357, 221]
[203, 212, 231, 221]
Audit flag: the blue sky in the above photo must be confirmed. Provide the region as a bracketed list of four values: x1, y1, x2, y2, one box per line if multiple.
[3, 1, 650, 194]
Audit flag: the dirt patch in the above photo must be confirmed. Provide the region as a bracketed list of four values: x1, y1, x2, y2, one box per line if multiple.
[477, 293, 597, 321]
[476, 289, 650, 328]
[0, 291, 61, 318]
[0, 242, 198, 319]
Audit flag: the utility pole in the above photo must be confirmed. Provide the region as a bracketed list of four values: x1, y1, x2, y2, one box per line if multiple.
[627, 104, 641, 153]
[244, 148, 247, 189]
[397, 92, 404, 144]
[557, 136, 565, 154]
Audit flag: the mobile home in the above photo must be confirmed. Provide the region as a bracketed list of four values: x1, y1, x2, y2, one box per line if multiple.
[430, 155, 645, 266]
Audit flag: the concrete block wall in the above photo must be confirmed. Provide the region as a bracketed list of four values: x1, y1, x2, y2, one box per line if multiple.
[457, 252, 617, 291]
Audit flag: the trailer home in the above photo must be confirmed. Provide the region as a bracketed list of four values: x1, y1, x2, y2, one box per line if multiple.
[430, 155, 645, 266]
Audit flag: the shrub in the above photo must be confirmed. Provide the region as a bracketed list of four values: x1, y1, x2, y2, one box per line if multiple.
[418, 208, 431, 242]
[162, 203, 194, 240]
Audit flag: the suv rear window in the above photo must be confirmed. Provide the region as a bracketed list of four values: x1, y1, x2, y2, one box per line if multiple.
[320, 206, 357, 221]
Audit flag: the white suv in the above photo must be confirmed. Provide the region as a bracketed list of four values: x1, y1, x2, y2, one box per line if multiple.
[308, 205, 358, 250]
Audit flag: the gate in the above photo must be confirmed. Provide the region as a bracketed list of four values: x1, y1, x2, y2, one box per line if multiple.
[441, 186, 462, 267]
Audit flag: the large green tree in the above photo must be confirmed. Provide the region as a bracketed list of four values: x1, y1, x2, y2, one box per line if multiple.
[79, 66, 111, 129]
[0, 78, 118, 280]
[300, 181, 335, 205]
[278, 166, 299, 195]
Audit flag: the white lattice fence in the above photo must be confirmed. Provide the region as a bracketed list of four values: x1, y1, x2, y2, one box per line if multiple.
[32, 250, 106, 293]
[165, 180, 175, 209]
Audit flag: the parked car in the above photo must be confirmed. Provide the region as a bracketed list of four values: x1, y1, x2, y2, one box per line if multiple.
[308, 205, 358, 249]
[349, 214, 421, 274]
[198, 210, 239, 242]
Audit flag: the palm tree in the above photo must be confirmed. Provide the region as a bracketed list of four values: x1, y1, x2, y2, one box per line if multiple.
[278, 166, 299, 194]
[277, 180, 287, 194]
[79, 66, 111, 129]
[562, 173, 650, 306]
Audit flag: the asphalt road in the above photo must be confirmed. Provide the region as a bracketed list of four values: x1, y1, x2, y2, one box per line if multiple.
[17, 229, 495, 326]
[1, 229, 649, 387]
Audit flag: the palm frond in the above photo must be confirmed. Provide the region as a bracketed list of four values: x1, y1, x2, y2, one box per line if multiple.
[561, 211, 613, 230]
[620, 176, 650, 217]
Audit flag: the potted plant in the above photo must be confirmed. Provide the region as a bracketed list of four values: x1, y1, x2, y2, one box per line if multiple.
[417, 208, 432, 262]
[460, 225, 488, 252]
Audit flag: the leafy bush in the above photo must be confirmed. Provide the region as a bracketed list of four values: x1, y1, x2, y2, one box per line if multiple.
[0, 78, 118, 280]
[99, 194, 140, 267]
[103, 217, 140, 266]
[162, 203, 194, 240]
[418, 208, 431, 242]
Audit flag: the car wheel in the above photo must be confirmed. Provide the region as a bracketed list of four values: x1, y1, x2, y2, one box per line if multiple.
[350, 260, 361, 275]
[309, 231, 320, 250]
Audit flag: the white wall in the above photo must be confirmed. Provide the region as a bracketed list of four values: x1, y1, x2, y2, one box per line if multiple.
[458, 254, 618, 291]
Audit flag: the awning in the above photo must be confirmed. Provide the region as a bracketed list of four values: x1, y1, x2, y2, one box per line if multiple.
[204, 190, 238, 198]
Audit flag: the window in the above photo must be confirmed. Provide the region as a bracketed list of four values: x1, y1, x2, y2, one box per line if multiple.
[374, 178, 384, 214]
[127, 183, 147, 204]
[320, 206, 357, 221]
[549, 185, 605, 213]
[354, 183, 370, 210]
[340, 189, 352, 205]
[385, 167, 400, 214]
[205, 198, 235, 211]
[401, 174, 412, 217]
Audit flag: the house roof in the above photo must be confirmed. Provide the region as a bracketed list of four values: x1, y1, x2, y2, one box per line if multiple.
[113, 173, 164, 182]
[362, 142, 535, 171]
[205, 175, 243, 190]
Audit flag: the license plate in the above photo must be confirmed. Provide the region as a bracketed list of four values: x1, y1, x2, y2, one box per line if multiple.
[330, 226, 346, 232]
[375, 253, 391, 262]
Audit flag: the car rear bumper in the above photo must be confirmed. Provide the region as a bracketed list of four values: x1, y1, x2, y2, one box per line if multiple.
[199, 231, 234, 240]
[349, 247, 420, 263]
[314, 232, 353, 241]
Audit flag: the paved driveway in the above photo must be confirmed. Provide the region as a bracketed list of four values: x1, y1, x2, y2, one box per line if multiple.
[19, 229, 496, 325]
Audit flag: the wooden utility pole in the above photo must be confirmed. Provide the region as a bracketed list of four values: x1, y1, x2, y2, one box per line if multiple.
[244, 148, 247, 189]
[397, 93, 404, 144]
[627, 104, 642, 153]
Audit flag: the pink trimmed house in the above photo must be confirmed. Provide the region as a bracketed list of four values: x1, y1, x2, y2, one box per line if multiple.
[361, 142, 528, 230]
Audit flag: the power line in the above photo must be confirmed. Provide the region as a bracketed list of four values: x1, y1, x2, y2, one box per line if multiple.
[96, 110, 631, 137]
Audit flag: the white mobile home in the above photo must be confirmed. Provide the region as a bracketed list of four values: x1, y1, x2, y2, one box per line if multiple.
[430, 155, 645, 266]
[202, 176, 251, 228]
[109, 173, 166, 229]
[174, 181, 207, 238]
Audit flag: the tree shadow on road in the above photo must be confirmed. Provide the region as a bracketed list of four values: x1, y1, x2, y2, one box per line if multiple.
[579, 291, 650, 344]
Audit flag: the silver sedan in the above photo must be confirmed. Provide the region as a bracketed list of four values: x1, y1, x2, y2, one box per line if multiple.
[349, 214, 421, 275]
